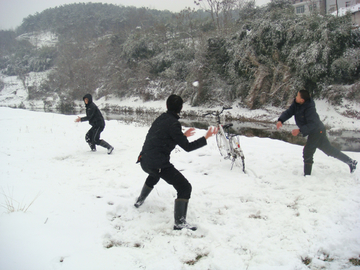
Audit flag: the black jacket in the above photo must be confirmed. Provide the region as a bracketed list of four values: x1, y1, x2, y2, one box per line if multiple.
[140, 111, 207, 169]
[278, 98, 325, 136]
[81, 94, 105, 127]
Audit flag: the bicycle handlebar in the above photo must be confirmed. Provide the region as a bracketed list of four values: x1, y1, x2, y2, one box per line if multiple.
[203, 106, 232, 117]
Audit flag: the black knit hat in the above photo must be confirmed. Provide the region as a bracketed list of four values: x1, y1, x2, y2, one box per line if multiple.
[166, 94, 183, 114]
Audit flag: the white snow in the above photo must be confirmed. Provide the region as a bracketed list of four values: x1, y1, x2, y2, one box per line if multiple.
[16, 31, 58, 48]
[0, 71, 52, 109]
[0, 106, 359, 270]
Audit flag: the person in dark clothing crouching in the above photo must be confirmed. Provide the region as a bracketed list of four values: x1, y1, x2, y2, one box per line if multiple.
[135, 94, 218, 231]
[276, 90, 357, 175]
[75, 94, 114, 154]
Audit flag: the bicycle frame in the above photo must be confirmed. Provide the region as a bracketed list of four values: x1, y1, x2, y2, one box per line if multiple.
[204, 107, 232, 156]
[217, 123, 232, 157]
[203, 107, 245, 172]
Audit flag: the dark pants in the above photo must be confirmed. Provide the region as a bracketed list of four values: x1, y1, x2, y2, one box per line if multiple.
[140, 161, 192, 199]
[303, 129, 350, 165]
[85, 126, 104, 145]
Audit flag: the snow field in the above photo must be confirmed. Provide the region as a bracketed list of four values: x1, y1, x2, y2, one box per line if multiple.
[0, 107, 359, 270]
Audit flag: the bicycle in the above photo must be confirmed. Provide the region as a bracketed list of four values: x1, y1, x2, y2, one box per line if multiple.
[204, 107, 245, 172]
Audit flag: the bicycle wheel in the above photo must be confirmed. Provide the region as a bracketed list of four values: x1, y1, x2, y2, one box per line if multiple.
[230, 136, 245, 172]
[216, 132, 230, 158]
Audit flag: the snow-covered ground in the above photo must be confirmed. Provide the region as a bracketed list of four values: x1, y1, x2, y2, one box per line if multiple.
[0, 107, 359, 270]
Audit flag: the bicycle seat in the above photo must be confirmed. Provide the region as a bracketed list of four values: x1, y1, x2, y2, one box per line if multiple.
[222, 123, 233, 129]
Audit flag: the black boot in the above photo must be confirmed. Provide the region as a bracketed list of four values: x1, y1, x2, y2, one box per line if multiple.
[99, 140, 114, 154]
[88, 143, 96, 151]
[304, 163, 312, 176]
[134, 184, 153, 208]
[173, 199, 197, 231]
[348, 159, 358, 173]
[334, 152, 357, 173]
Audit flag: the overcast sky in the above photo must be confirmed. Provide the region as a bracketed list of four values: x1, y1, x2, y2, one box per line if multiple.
[0, 0, 270, 30]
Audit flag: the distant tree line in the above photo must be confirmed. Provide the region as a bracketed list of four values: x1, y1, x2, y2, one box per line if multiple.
[0, 0, 359, 109]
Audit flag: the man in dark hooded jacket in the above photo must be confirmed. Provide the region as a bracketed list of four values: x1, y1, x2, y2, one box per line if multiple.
[75, 94, 114, 154]
[276, 90, 357, 175]
[134, 94, 218, 231]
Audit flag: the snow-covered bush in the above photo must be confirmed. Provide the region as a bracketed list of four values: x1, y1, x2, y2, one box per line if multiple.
[331, 48, 360, 83]
[220, 2, 359, 108]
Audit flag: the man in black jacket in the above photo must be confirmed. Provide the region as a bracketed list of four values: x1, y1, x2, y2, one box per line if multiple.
[75, 94, 114, 154]
[135, 94, 218, 231]
[276, 90, 357, 175]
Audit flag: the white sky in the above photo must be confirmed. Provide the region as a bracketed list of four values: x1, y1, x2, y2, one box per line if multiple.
[0, 0, 270, 30]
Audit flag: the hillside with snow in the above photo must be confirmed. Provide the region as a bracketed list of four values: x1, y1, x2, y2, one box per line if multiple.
[2, 2, 360, 113]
